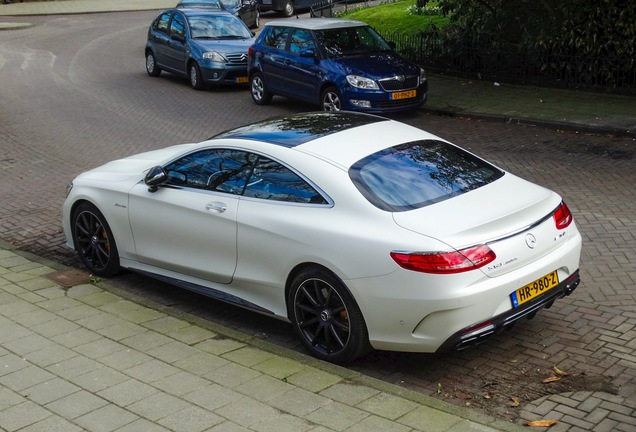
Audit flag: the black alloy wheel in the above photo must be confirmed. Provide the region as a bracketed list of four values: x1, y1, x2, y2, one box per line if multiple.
[72, 202, 121, 277]
[289, 266, 370, 363]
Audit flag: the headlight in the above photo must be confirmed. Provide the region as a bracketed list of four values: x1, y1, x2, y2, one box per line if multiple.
[203, 51, 227, 62]
[346, 75, 379, 90]
[419, 67, 427, 82]
[65, 182, 73, 198]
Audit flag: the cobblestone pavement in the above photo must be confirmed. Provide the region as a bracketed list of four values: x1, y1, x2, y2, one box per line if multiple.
[1, 7, 635, 432]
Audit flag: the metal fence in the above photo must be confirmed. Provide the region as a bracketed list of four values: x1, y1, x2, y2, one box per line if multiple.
[383, 31, 636, 94]
[307, 3, 636, 93]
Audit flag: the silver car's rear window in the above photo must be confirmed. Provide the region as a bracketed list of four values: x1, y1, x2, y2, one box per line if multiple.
[349, 140, 504, 212]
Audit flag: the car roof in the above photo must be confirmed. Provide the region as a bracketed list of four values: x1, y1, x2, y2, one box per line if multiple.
[212, 112, 389, 148]
[262, 18, 367, 31]
[168, 7, 234, 17]
[211, 111, 442, 168]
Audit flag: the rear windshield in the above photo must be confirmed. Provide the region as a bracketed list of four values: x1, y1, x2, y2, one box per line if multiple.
[349, 140, 504, 212]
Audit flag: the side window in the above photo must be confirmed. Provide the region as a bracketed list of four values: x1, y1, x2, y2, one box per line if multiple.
[165, 149, 257, 195]
[169, 13, 185, 40]
[263, 26, 290, 50]
[243, 157, 328, 204]
[289, 29, 315, 55]
[154, 12, 171, 34]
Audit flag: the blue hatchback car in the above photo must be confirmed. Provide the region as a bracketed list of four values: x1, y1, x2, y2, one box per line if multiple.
[247, 19, 428, 113]
[145, 8, 255, 90]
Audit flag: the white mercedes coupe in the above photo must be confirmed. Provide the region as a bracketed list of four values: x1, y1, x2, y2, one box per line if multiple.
[62, 112, 582, 363]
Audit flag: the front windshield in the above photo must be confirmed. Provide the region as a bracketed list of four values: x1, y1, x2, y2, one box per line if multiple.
[315, 25, 391, 58]
[178, 0, 223, 8]
[220, 0, 239, 7]
[189, 15, 251, 39]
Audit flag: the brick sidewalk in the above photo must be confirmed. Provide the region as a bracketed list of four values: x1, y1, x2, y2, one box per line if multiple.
[1, 245, 523, 432]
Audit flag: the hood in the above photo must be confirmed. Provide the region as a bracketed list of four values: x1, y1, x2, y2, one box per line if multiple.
[191, 37, 254, 55]
[329, 52, 420, 79]
[76, 143, 199, 182]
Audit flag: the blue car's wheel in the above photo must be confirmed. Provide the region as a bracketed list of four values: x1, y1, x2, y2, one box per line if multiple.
[321, 87, 342, 111]
[250, 72, 272, 105]
[145, 51, 161, 77]
[189, 62, 206, 90]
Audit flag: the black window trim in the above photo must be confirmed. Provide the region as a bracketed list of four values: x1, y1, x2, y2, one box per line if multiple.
[159, 146, 334, 207]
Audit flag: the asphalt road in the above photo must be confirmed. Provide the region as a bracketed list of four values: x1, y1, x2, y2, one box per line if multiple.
[1, 10, 635, 424]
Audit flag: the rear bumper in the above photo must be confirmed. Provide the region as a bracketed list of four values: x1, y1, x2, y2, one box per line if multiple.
[437, 269, 581, 352]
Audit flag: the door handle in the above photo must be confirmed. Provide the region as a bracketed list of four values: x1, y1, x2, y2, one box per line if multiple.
[206, 202, 227, 213]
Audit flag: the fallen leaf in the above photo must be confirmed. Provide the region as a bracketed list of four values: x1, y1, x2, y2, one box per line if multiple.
[543, 376, 561, 383]
[553, 365, 570, 376]
[455, 392, 472, 400]
[511, 397, 521, 407]
[527, 420, 558, 427]
[483, 392, 493, 399]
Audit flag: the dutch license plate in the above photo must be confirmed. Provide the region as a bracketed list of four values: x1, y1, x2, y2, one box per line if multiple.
[235, 76, 249, 84]
[390, 90, 416, 100]
[510, 271, 559, 307]
[262, 0, 272, 4]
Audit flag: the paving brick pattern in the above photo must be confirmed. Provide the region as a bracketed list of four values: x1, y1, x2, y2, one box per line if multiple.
[0, 249, 517, 432]
[1, 10, 635, 432]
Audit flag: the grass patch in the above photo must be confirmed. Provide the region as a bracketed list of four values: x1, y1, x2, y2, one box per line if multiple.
[339, 0, 448, 36]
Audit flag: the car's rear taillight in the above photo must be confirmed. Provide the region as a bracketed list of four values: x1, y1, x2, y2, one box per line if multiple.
[553, 201, 573, 230]
[390, 245, 496, 274]
[248, 46, 254, 58]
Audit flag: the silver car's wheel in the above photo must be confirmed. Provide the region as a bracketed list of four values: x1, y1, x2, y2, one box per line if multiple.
[289, 266, 370, 364]
[72, 202, 121, 277]
[321, 87, 342, 111]
[189, 62, 205, 90]
[250, 72, 272, 105]
[145, 51, 161, 77]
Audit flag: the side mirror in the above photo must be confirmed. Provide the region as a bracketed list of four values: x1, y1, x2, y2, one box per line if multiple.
[145, 166, 168, 192]
[387, 41, 396, 50]
[300, 48, 315, 58]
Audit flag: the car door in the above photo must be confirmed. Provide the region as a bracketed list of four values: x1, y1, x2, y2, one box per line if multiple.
[258, 26, 291, 94]
[164, 11, 188, 73]
[127, 149, 257, 284]
[241, 0, 257, 27]
[149, 11, 172, 69]
[284, 28, 322, 102]
[232, 155, 331, 313]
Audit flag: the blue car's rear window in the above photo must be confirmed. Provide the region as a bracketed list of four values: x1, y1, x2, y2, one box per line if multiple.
[349, 140, 505, 212]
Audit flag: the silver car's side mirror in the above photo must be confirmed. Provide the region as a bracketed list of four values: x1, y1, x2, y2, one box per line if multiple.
[145, 166, 168, 193]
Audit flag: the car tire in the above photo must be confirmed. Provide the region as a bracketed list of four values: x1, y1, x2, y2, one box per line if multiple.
[145, 51, 161, 77]
[189, 62, 206, 90]
[321, 86, 342, 111]
[288, 266, 370, 364]
[250, 72, 272, 105]
[281, 0, 294, 17]
[72, 202, 121, 277]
